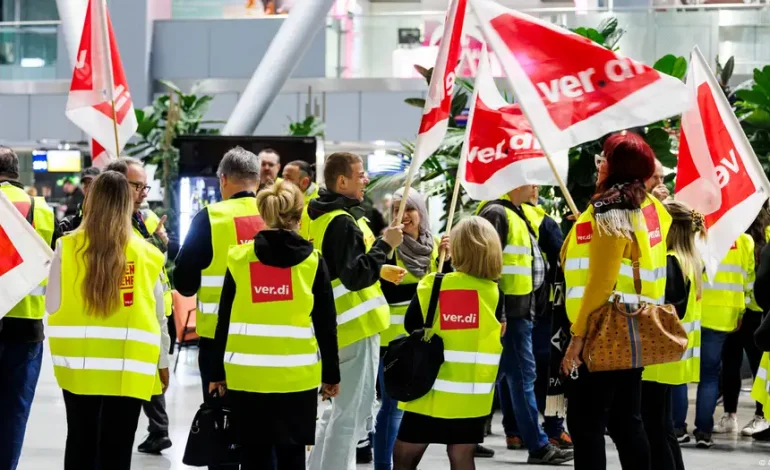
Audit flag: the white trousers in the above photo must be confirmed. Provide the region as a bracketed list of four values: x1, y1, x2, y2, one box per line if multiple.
[308, 334, 380, 470]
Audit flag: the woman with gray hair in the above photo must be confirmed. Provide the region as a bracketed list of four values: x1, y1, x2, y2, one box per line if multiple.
[374, 187, 449, 470]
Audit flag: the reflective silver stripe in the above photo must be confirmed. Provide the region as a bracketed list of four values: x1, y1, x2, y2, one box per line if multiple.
[224, 352, 318, 367]
[758, 367, 767, 380]
[51, 355, 157, 376]
[198, 301, 218, 315]
[566, 286, 585, 299]
[228, 323, 313, 339]
[502, 265, 531, 276]
[47, 326, 160, 347]
[29, 285, 46, 296]
[718, 264, 748, 278]
[611, 293, 665, 305]
[748, 282, 755, 290]
[390, 315, 405, 325]
[618, 265, 667, 283]
[432, 379, 495, 395]
[681, 346, 701, 360]
[200, 275, 225, 288]
[681, 320, 701, 334]
[443, 350, 500, 366]
[337, 296, 388, 326]
[747, 297, 752, 305]
[333, 284, 351, 300]
[703, 282, 744, 293]
[389, 301, 411, 307]
[564, 258, 589, 271]
[504, 245, 530, 255]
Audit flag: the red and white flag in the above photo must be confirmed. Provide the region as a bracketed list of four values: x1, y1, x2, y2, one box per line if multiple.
[0, 191, 53, 319]
[460, 46, 568, 201]
[470, 0, 691, 154]
[65, 0, 137, 169]
[413, 0, 467, 167]
[675, 46, 770, 279]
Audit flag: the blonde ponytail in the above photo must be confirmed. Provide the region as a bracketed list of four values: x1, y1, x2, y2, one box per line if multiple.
[664, 200, 705, 298]
[257, 180, 304, 230]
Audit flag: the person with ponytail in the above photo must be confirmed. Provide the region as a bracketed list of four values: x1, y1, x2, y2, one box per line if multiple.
[209, 180, 340, 470]
[45, 171, 170, 470]
[641, 200, 706, 470]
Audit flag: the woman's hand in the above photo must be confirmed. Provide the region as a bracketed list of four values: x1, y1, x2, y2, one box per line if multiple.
[381, 265, 406, 285]
[439, 234, 451, 259]
[208, 380, 227, 396]
[560, 336, 585, 376]
[159, 368, 169, 393]
[321, 383, 340, 400]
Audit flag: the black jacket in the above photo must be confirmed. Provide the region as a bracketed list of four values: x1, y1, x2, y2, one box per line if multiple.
[307, 189, 390, 290]
[754, 244, 770, 350]
[665, 255, 689, 320]
[210, 229, 340, 385]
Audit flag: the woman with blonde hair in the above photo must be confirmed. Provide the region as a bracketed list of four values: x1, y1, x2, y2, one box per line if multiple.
[45, 171, 170, 470]
[393, 216, 505, 470]
[641, 199, 705, 470]
[209, 180, 340, 470]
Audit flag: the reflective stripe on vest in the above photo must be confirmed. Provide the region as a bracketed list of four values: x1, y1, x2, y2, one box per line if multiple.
[701, 234, 753, 331]
[400, 272, 502, 420]
[309, 209, 390, 348]
[751, 353, 770, 419]
[51, 356, 157, 376]
[224, 243, 321, 393]
[197, 197, 262, 338]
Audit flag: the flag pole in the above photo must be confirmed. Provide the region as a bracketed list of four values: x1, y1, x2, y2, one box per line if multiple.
[542, 151, 579, 216]
[110, 101, 120, 157]
[98, 0, 120, 158]
[437, 163, 463, 271]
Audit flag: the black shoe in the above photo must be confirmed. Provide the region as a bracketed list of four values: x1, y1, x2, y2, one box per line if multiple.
[694, 431, 714, 449]
[527, 444, 574, 465]
[356, 437, 373, 464]
[475, 444, 495, 458]
[675, 426, 691, 444]
[137, 433, 172, 454]
[753, 426, 770, 442]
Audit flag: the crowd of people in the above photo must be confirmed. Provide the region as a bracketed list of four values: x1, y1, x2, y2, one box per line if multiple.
[2, 131, 770, 470]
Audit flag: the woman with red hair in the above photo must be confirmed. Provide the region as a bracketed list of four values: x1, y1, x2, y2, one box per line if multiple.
[560, 132, 671, 469]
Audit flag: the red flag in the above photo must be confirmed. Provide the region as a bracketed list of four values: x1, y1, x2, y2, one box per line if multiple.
[460, 46, 568, 201]
[66, 0, 137, 169]
[470, 0, 691, 154]
[675, 46, 770, 279]
[413, 0, 467, 167]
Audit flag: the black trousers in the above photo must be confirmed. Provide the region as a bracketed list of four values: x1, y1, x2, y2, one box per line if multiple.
[567, 367, 650, 470]
[722, 309, 764, 416]
[239, 443, 304, 470]
[62, 390, 142, 470]
[640, 381, 684, 470]
[142, 393, 169, 434]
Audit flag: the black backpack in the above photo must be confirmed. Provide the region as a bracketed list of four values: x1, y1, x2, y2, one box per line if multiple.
[383, 273, 445, 402]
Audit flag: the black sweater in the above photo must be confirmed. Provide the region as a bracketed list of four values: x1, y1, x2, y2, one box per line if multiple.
[209, 229, 340, 385]
[753, 244, 770, 351]
[665, 255, 689, 320]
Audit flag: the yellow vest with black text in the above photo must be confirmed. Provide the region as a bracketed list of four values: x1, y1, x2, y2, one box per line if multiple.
[701, 233, 753, 332]
[752, 352, 770, 419]
[381, 237, 440, 346]
[400, 272, 502, 419]
[309, 209, 389, 348]
[224, 243, 321, 393]
[1, 183, 55, 321]
[298, 185, 320, 240]
[197, 197, 263, 338]
[47, 233, 165, 400]
[133, 210, 173, 318]
[642, 251, 702, 385]
[563, 196, 671, 323]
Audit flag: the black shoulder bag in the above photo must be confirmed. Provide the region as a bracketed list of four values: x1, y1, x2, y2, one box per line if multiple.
[383, 273, 445, 402]
[183, 391, 241, 467]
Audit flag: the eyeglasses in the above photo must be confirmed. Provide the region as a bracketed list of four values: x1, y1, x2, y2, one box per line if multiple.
[128, 181, 151, 193]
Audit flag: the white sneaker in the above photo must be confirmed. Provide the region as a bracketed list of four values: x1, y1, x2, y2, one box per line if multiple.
[742, 415, 770, 436]
[713, 414, 738, 434]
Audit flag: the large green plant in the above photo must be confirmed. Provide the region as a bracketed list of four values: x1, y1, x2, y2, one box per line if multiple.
[288, 115, 325, 137]
[735, 66, 770, 172]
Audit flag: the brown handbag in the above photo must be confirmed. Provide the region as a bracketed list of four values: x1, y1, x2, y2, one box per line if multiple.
[582, 235, 688, 373]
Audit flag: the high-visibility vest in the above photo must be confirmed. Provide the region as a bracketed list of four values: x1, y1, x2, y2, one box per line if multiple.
[298, 185, 320, 240]
[48, 232, 165, 400]
[752, 352, 770, 419]
[563, 196, 671, 323]
[642, 251, 702, 385]
[224, 243, 321, 393]
[477, 197, 533, 296]
[309, 209, 389, 348]
[1, 183, 54, 321]
[521, 203, 546, 238]
[133, 210, 173, 318]
[701, 233, 753, 332]
[381, 237, 440, 346]
[400, 272, 502, 419]
[196, 197, 263, 338]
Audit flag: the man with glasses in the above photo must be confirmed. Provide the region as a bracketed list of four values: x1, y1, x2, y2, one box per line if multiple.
[258, 148, 282, 192]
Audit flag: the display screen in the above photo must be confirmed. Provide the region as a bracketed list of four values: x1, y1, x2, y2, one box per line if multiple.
[32, 150, 82, 172]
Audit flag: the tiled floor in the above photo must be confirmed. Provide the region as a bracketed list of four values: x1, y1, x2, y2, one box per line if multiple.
[18, 347, 770, 469]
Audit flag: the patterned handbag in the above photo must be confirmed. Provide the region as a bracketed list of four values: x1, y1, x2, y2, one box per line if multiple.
[582, 235, 688, 372]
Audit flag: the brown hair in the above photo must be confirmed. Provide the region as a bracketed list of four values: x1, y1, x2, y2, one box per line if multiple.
[256, 179, 304, 230]
[450, 216, 503, 280]
[664, 199, 705, 298]
[76, 171, 133, 317]
[324, 152, 362, 192]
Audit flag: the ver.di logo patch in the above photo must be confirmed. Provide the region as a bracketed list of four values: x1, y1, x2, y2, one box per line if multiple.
[249, 262, 293, 303]
[439, 289, 480, 330]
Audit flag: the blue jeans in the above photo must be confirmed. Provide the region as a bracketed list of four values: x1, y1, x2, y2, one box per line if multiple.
[0, 341, 43, 470]
[695, 327, 728, 435]
[671, 384, 689, 430]
[374, 355, 403, 470]
[501, 318, 550, 453]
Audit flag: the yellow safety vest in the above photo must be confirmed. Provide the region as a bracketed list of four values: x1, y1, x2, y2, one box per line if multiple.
[197, 197, 263, 338]
[400, 272, 502, 419]
[752, 352, 770, 419]
[477, 197, 533, 296]
[521, 203, 546, 237]
[298, 185, 320, 240]
[48, 232, 165, 400]
[381, 237, 440, 346]
[642, 251, 702, 385]
[1, 183, 54, 321]
[309, 209, 389, 348]
[701, 233, 753, 332]
[563, 196, 671, 323]
[133, 209, 173, 318]
[224, 243, 321, 393]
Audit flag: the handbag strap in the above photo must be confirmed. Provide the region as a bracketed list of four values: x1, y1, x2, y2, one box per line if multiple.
[629, 233, 642, 296]
[425, 273, 445, 329]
